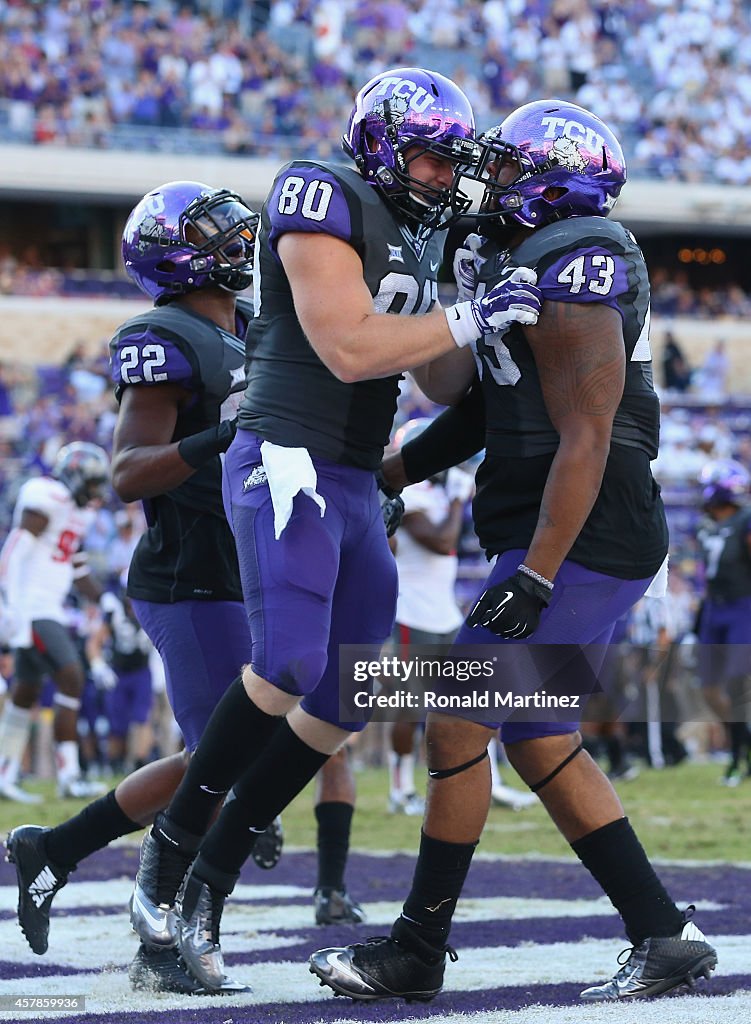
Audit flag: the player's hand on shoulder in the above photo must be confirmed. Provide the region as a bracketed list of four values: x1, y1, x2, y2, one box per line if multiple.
[445, 266, 541, 349]
[474, 267, 542, 332]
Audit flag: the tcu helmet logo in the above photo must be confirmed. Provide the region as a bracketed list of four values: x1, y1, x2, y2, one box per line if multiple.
[540, 115, 604, 156]
[370, 76, 436, 114]
[549, 136, 587, 172]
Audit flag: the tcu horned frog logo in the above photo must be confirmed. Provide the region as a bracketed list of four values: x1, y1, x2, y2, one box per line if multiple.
[373, 94, 409, 126]
[548, 136, 587, 172]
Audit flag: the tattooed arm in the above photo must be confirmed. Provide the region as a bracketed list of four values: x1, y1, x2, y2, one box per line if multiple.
[522, 300, 625, 581]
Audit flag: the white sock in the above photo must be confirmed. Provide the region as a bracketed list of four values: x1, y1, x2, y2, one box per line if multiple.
[388, 750, 403, 799]
[55, 740, 80, 783]
[0, 703, 34, 786]
[488, 735, 503, 790]
[397, 752, 416, 796]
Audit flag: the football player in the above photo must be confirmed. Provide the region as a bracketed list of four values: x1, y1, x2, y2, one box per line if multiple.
[311, 100, 717, 1003]
[6, 182, 263, 992]
[0, 442, 109, 803]
[126, 68, 543, 993]
[695, 459, 751, 786]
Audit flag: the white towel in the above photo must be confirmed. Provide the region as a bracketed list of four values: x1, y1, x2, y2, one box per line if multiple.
[260, 441, 326, 540]
[644, 554, 669, 598]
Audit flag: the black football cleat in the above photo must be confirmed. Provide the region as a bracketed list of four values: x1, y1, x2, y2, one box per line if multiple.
[314, 886, 366, 925]
[580, 906, 717, 1001]
[309, 917, 455, 1002]
[6, 825, 70, 955]
[251, 816, 284, 870]
[128, 942, 204, 995]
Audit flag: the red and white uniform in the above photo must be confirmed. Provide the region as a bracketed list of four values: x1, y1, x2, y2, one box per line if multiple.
[0, 476, 92, 646]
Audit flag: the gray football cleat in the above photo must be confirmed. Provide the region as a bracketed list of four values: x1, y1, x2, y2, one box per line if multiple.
[130, 829, 194, 948]
[580, 907, 717, 1001]
[176, 872, 227, 991]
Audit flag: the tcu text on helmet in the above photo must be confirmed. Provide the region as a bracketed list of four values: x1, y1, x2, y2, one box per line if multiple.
[540, 116, 604, 154]
[371, 76, 436, 114]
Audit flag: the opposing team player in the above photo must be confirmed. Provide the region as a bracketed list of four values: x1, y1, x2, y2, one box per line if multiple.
[0, 443, 109, 803]
[311, 100, 717, 1003]
[695, 459, 751, 785]
[126, 68, 543, 993]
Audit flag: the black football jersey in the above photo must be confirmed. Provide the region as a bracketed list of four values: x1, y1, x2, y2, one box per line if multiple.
[238, 161, 445, 469]
[697, 507, 751, 602]
[109, 299, 253, 602]
[100, 591, 151, 672]
[470, 217, 668, 579]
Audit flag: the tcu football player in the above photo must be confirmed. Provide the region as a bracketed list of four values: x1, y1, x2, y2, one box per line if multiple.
[7, 182, 264, 991]
[127, 68, 542, 994]
[696, 460, 751, 786]
[311, 100, 717, 1004]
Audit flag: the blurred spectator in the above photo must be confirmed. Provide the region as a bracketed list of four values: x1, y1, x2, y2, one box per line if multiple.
[696, 340, 730, 402]
[661, 331, 692, 393]
[0, 0, 750, 187]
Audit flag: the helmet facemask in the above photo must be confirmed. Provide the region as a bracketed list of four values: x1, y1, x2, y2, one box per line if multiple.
[178, 190, 258, 297]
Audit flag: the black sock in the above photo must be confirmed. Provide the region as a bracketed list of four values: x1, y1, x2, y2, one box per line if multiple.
[315, 801, 354, 890]
[197, 721, 329, 877]
[605, 736, 624, 773]
[728, 721, 747, 770]
[572, 817, 683, 945]
[400, 831, 477, 949]
[45, 790, 141, 871]
[168, 676, 281, 835]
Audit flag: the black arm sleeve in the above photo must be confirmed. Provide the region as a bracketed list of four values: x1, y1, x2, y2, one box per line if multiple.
[401, 382, 486, 484]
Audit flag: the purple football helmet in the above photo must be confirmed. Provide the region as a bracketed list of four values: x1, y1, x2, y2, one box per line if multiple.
[122, 181, 258, 305]
[53, 442, 110, 507]
[452, 99, 626, 229]
[700, 459, 750, 508]
[342, 67, 476, 228]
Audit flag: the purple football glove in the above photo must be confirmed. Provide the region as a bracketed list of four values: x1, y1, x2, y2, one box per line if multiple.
[445, 268, 542, 348]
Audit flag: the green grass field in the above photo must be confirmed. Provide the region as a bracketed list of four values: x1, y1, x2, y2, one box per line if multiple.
[1, 760, 747, 863]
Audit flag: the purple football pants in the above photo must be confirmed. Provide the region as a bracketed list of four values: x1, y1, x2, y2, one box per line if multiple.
[132, 598, 250, 751]
[453, 549, 654, 741]
[697, 595, 751, 686]
[223, 429, 398, 730]
[106, 666, 153, 738]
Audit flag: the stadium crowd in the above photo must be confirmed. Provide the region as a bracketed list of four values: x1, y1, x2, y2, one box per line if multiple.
[1, 0, 750, 185]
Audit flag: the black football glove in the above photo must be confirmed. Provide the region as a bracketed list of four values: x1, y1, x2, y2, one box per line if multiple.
[375, 471, 405, 539]
[467, 570, 552, 639]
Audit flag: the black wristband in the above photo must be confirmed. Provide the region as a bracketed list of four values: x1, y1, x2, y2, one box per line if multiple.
[401, 383, 485, 484]
[177, 420, 236, 469]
